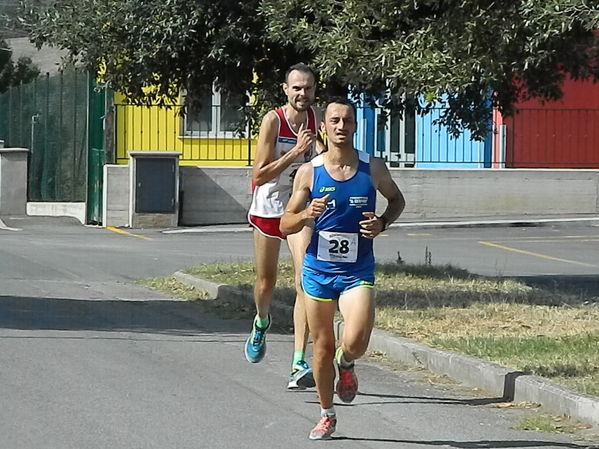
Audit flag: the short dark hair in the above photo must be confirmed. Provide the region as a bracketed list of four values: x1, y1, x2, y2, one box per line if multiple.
[285, 63, 317, 84]
[324, 97, 357, 120]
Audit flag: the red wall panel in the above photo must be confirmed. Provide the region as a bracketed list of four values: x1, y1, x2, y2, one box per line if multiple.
[507, 77, 599, 168]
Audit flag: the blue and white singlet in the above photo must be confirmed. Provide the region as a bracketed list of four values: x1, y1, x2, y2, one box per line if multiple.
[304, 150, 376, 277]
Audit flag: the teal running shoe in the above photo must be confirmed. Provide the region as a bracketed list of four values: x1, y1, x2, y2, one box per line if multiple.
[287, 360, 315, 390]
[244, 315, 270, 363]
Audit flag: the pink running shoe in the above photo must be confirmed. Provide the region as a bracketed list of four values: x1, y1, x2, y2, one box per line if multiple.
[335, 348, 358, 403]
[309, 416, 337, 440]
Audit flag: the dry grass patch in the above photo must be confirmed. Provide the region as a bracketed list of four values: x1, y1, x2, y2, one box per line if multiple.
[375, 262, 576, 309]
[136, 277, 209, 301]
[516, 413, 593, 434]
[375, 303, 599, 341]
[376, 304, 599, 397]
[186, 261, 294, 289]
[179, 259, 599, 397]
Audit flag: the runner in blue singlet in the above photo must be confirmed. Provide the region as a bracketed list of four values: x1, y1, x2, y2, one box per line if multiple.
[280, 98, 406, 440]
[302, 149, 377, 300]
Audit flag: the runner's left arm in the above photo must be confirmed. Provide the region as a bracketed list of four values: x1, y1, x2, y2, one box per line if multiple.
[359, 158, 405, 239]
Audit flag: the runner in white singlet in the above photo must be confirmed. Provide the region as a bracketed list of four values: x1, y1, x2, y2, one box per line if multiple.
[245, 63, 324, 391]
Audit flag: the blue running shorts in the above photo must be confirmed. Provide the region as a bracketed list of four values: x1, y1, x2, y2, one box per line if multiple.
[301, 266, 374, 302]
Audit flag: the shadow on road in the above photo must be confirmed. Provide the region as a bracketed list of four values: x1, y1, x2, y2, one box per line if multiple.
[355, 391, 507, 407]
[332, 437, 595, 448]
[375, 263, 599, 309]
[0, 295, 249, 335]
[508, 274, 599, 301]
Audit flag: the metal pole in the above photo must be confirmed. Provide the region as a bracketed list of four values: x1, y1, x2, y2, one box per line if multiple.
[73, 69, 78, 197]
[498, 124, 506, 168]
[30, 114, 39, 161]
[246, 113, 252, 166]
[8, 85, 12, 144]
[18, 81, 22, 145]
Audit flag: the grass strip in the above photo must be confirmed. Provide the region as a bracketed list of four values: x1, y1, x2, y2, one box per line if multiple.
[182, 260, 598, 398]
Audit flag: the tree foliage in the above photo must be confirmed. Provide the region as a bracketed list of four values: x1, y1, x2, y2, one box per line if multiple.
[261, 0, 599, 138]
[21, 0, 312, 121]
[0, 37, 39, 92]
[21, 0, 599, 138]
[1, 0, 28, 38]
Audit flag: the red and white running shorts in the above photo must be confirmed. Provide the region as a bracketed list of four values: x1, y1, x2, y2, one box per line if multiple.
[248, 214, 286, 240]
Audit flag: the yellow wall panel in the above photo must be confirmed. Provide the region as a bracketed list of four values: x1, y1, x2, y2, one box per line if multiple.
[115, 93, 256, 167]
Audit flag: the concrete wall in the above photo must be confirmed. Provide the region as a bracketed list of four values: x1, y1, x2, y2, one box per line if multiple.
[27, 202, 86, 224]
[0, 148, 28, 215]
[180, 167, 253, 225]
[396, 169, 599, 220]
[103, 165, 130, 227]
[103, 165, 599, 227]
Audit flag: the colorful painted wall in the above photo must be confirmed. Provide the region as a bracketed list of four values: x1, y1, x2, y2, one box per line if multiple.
[114, 78, 599, 170]
[114, 93, 256, 167]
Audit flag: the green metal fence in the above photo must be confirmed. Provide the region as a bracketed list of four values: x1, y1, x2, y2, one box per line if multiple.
[0, 68, 89, 202]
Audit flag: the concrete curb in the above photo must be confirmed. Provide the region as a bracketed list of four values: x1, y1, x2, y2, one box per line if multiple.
[173, 271, 599, 427]
[514, 375, 599, 427]
[173, 271, 294, 323]
[0, 217, 21, 231]
[334, 322, 599, 427]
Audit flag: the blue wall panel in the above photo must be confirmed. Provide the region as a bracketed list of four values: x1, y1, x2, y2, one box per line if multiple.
[415, 106, 490, 169]
[353, 96, 493, 168]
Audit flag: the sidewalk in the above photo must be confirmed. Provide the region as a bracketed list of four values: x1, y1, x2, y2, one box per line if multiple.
[162, 214, 599, 234]
[171, 214, 599, 428]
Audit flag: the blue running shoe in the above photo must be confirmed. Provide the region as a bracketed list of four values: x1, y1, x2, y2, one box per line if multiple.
[287, 360, 316, 390]
[244, 315, 270, 363]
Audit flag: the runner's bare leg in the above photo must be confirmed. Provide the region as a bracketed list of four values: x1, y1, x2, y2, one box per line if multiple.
[253, 230, 282, 319]
[286, 225, 312, 352]
[305, 297, 337, 409]
[337, 287, 375, 362]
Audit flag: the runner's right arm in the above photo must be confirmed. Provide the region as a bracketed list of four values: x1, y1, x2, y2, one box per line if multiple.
[280, 163, 328, 235]
[252, 112, 315, 186]
[313, 106, 327, 154]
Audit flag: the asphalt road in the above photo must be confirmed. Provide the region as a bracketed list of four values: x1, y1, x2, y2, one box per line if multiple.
[1, 216, 598, 448]
[385, 224, 599, 277]
[2, 216, 598, 283]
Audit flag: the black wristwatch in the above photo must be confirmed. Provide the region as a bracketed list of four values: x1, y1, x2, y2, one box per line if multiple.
[378, 215, 389, 231]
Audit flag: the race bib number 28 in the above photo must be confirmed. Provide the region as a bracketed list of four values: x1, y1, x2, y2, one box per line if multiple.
[317, 231, 358, 263]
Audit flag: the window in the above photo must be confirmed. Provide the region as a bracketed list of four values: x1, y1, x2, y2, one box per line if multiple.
[182, 89, 245, 138]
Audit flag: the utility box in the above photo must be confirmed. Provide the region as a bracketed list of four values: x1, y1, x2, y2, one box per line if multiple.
[129, 151, 181, 228]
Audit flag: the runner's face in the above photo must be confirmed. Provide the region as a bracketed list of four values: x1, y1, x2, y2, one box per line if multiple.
[323, 104, 355, 145]
[283, 70, 315, 112]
